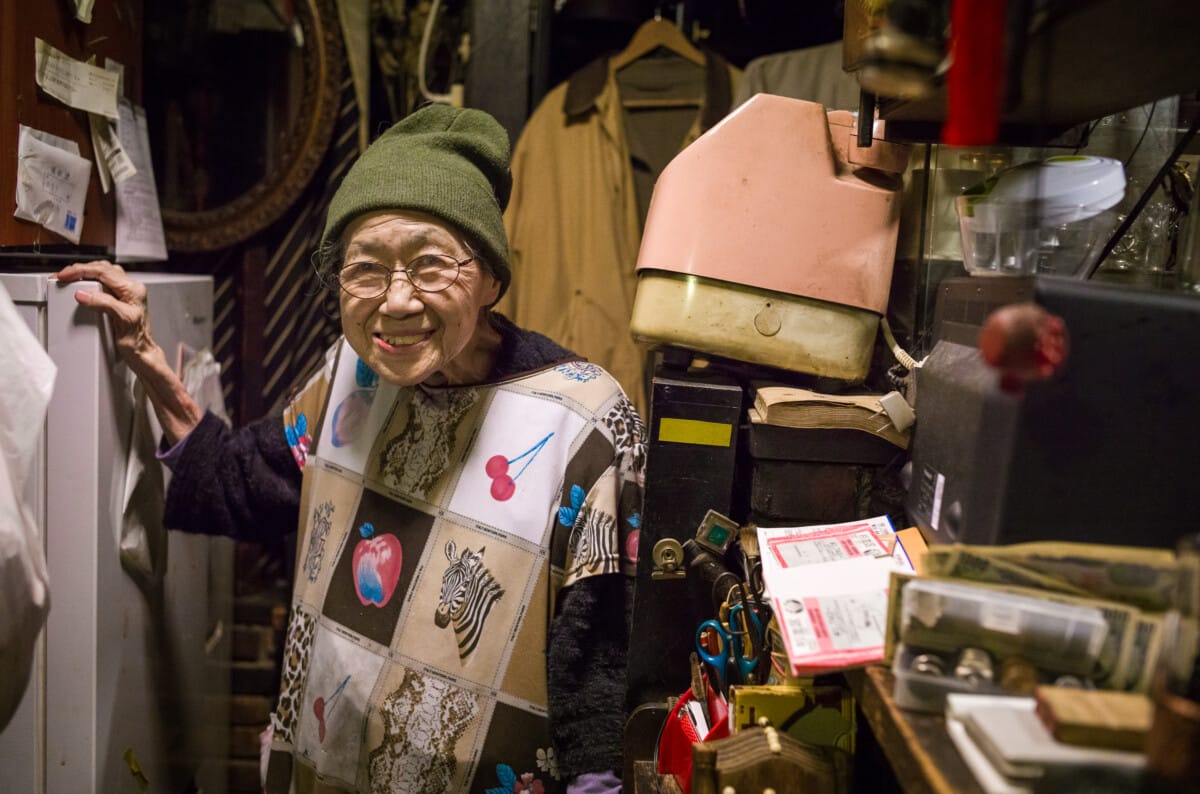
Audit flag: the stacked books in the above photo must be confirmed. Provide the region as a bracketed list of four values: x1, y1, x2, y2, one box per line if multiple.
[945, 693, 1147, 794]
[749, 385, 910, 449]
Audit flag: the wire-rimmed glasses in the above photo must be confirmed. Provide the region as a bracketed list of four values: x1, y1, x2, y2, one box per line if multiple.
[334, 253, 474, 299]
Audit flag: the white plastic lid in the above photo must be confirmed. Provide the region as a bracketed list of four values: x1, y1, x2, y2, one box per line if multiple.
[958, 155, 1126, 230]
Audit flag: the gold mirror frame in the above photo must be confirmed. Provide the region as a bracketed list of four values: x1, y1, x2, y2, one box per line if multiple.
[162, 0, 343, 252]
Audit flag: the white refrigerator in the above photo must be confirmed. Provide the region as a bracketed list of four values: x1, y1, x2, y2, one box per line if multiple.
[0, 272, 233, 794]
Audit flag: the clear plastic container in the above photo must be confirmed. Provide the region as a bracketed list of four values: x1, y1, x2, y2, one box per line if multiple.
[956, 155, 1126, 278]
[899, 578, 1110, 677]
[891, 643, 1008, 713]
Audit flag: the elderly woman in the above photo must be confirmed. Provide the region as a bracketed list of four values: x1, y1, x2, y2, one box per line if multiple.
[56, 105, 642, 794]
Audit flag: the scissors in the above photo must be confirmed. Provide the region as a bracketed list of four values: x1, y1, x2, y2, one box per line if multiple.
[721, 579, 772, 685]
[695, 603, 759, 694]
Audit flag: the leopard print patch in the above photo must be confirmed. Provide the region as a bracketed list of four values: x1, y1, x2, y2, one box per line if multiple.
[601, 397, 646, 476]
[270, 608, 316, 744]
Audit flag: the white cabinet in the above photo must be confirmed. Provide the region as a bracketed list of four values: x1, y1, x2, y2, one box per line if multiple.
[0, 272, 233, 794]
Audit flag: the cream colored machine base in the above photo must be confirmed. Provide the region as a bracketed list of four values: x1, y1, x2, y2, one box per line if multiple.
[630, 271, 880, 381]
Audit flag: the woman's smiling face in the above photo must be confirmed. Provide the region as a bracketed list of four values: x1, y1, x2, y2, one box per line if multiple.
[337, 210, 501, 387]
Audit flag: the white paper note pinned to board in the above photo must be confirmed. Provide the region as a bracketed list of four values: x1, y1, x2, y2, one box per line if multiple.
[114, 100, 167, 262]
[14, 125, 92, 244]
[89, 111, 137, 194]
[17, 126, 80, 157]
[104, 57, 126, 96]
[90, 59, 137, 193]
[34, 37, 119, 119]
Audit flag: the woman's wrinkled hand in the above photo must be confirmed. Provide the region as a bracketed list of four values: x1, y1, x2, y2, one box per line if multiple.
[54, 260, 156, 365]
[53, 260, 203, 443]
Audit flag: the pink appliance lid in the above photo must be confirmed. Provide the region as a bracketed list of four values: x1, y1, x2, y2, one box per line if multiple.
[635, 94, 909, 315]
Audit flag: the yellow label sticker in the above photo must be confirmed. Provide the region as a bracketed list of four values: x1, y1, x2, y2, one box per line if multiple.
[657, 417, 733, 447]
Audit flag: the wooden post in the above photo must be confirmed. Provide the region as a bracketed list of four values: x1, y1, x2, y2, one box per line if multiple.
[240, 244, 267, 423]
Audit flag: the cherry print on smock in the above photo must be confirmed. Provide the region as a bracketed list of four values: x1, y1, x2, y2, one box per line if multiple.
[485, 432, 553, 501]
[313, 673, 351, 742]
[447, 389, 588, 545]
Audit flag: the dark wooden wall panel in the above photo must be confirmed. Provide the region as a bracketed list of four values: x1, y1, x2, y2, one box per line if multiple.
[0, 0, 143, 249]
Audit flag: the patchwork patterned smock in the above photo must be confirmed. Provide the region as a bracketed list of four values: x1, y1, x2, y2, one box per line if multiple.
[265, 339, 644, 793]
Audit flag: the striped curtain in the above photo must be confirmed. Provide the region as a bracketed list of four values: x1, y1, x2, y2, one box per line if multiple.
[212, 61, 362, 422]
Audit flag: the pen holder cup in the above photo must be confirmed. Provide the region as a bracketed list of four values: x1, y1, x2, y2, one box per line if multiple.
[657, 683, 730, 794]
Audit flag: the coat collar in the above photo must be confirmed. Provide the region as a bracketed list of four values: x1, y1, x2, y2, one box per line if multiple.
[562, 49, 733, 132]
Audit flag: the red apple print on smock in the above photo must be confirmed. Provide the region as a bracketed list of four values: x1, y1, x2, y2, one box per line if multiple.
[352, 522, 403, 606]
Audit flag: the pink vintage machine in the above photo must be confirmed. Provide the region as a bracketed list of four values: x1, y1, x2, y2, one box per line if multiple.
[630, 94, 910, 381]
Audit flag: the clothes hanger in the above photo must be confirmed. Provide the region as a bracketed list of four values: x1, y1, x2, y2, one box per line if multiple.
[621, 96, 703, 109]
[609, 15, 705, 72]
[613, 12, 705, 109]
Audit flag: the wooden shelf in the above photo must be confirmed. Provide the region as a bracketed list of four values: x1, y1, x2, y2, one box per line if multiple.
[845, 665, 984, 794]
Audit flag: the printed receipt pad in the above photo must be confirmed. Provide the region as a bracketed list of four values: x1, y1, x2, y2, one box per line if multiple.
[756, 517, 918, 676]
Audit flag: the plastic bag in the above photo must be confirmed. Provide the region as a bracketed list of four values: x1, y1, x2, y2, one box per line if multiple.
[119, 374, 168, 592]
[118, 345, 228, 591]
[0, 281, 55, 729]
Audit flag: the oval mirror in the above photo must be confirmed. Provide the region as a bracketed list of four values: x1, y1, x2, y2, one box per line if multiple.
[144, 0, 343, 252]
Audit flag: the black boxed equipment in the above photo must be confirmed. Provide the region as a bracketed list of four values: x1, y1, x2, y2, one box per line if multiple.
[626, 367, 743, 709]
[746, 424, 905, 525]
[907, 276, 1200, 549]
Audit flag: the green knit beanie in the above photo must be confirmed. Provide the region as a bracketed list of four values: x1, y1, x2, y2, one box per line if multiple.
[322, 103, 513, 299]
